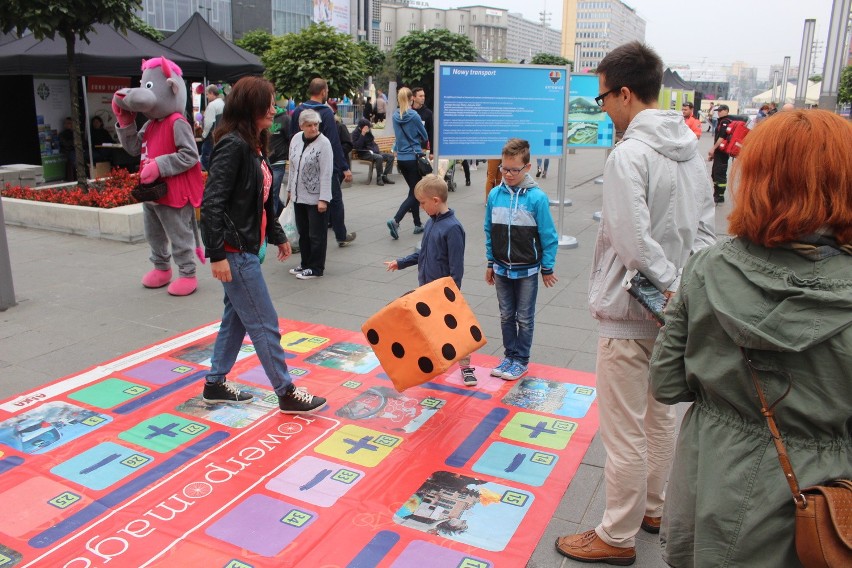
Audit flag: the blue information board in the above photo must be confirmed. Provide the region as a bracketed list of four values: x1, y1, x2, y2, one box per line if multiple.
[567, 74, 615, 148]
[435, 63, 568, 158]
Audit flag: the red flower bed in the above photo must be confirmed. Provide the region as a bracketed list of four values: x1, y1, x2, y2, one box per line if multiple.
[1, 168, 208, 209]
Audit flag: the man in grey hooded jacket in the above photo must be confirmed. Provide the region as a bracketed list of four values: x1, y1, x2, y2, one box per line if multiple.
[555, 41, 716, 565]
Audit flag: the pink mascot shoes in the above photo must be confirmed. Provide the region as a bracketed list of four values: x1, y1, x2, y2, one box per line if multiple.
[142, 268, 172, 289]
[167, 276, 198, 296]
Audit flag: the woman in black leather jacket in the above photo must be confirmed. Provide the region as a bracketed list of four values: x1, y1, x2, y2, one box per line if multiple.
[198, 75, 326, 415]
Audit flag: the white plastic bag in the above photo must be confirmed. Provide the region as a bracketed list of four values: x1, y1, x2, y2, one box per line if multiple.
[279, 201, 299, 251]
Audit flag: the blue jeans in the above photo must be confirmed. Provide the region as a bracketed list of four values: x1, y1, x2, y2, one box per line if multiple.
[494, 273, 538, 365]
[206, 252, 292, 396]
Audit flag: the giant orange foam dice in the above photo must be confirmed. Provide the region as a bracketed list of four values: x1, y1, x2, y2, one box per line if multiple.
[362, 277, 487, 391]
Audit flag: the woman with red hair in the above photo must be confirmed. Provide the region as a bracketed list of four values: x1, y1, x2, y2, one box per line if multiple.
[649, 110, 852, 567]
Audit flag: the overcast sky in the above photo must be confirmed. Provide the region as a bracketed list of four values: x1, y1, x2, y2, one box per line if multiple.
[426, 0, 841, 78]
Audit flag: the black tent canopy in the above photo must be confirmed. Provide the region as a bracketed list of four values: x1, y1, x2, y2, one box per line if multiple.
[160, 13, 264, 82]
[0, 24, 205, 77]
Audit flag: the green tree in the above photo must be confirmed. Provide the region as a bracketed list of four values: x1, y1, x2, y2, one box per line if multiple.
[374, 52, 399, 92]
[262, 23, 367, 100]
[0, 0, 141, 188]
[808, 74, 822, 83]
[531, 53, 573, 69]
[358, 41, 385, 78]
[129, 15, 163, 42]
[839, 66, 852, 106]
[236, 29, 273, 58]
[393, 29, 478, 102]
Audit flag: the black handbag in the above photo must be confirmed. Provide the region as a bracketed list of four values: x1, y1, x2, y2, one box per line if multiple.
[131, 179, 168, 202]
[416, 153, 433, 176]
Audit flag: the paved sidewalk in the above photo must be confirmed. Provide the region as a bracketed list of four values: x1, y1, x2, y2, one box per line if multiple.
[1, 136, 726, 567]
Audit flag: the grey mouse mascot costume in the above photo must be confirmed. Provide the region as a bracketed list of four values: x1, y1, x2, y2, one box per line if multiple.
[112, 57, 204, 296]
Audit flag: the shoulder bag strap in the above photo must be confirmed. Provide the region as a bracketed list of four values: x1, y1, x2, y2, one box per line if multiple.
[740, 348, 806, 507]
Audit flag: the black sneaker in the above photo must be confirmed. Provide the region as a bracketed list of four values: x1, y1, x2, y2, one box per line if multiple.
[461, 367, 477, 386]
[278, 386, 327, 414]
[338, 232, 357, 247]
[203, 381, 253, 404]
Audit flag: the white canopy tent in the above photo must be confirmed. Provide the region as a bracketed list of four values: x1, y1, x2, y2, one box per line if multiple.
[751, 81, 821, 105]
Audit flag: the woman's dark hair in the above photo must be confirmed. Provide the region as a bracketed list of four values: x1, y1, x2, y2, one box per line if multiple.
[213, 76, 273, 151]
[91, 116, 104, 129]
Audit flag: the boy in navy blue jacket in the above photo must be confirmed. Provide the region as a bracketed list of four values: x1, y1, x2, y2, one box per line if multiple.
[485, 138, 559, 381]
[385, 174, 477, 386]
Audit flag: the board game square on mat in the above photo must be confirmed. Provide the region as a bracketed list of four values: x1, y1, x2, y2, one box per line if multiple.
[0, 319, 598, 566]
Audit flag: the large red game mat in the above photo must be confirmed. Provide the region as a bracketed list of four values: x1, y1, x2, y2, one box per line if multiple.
[0, 320, 598, 567]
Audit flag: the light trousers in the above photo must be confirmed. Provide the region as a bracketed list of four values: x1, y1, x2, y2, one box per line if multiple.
[594, 336, 676, 548]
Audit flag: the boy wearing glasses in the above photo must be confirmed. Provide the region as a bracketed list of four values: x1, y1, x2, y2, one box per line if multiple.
[484, 138, 559, 381]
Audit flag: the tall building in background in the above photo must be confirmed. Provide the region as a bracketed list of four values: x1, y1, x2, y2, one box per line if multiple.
[560, 0, 645, 71]
[138, 0, 367, 41]
[379, 3, 507, 61]
[506, 12, 562, 63]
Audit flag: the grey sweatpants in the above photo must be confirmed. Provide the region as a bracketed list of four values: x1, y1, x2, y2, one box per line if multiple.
[143, 202, 197, 277]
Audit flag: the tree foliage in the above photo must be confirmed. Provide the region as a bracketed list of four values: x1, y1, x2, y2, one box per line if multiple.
[0, 0, 141, 188]
[839, 66, 852, 106]
[358, 41, 385, 77]
[808, 74, 822, 83]
[262, 23, 367, 100]
[236, 29, 273, 58]
[531, 53, 572, 68]
[393, 29, 478, 101]
[129, 15, 163, 42]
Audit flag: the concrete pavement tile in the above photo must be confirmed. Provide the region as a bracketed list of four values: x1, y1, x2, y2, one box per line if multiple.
[0, 364, 55, 399]
[529, 345, 575, 369]
[0, 328, 76, 364]
[532, 322, 593, 350]
[578, 332, 600, 354]
[535, 305, 598, 331]
[564, 351, 597, 373]
[553, 464, 603, 523]
[581, 433, 607, 468]
[548, 289, 590, 310]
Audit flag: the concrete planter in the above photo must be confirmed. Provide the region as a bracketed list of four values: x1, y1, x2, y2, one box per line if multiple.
[2, 198, 145, 243]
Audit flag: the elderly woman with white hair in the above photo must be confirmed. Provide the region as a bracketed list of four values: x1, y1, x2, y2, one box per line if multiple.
[286, 108, 334, 280]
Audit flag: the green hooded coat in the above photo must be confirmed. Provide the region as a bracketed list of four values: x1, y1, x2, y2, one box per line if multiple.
[650, 237, 852, 567]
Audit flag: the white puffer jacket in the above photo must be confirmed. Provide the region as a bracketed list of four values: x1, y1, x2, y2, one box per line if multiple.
[588, 109, 716, 339]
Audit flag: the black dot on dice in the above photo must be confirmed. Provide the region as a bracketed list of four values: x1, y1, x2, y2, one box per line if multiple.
[391, 342, 405, 358]
[366, 329, 379, 345]
[416, 302, 431, 317]
[444, 314, 457, 329]
[444, 287, 456, 302]
[442, 343, 456, 360]
[418, 357, 434, 373]
[470, 325, 482, 342]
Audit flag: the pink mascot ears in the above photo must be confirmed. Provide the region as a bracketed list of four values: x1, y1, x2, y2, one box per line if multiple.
[141, 57, 183, 78]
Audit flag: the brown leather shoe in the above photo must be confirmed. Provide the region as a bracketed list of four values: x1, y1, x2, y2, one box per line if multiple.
[555, 530, 636, 565]
[641, 515, 661, 534]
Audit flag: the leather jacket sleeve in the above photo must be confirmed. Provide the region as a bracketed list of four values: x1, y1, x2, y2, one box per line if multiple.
[201, 133, 287, 261]
[201, 135, 242, 261]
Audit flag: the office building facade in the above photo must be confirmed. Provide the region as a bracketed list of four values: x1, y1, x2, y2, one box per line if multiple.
[506, 12, 562, 63]
[560, 0, 645, 71]
[379, 3, 507, 62]
[138, 0, 369, 41]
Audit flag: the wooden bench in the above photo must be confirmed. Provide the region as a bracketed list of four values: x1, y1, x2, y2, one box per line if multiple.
[351, 136, 395, 183]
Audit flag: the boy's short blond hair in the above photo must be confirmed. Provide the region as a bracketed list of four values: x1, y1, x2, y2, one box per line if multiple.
[502, 138, 531, 164]
[414, 174, 448, 202]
